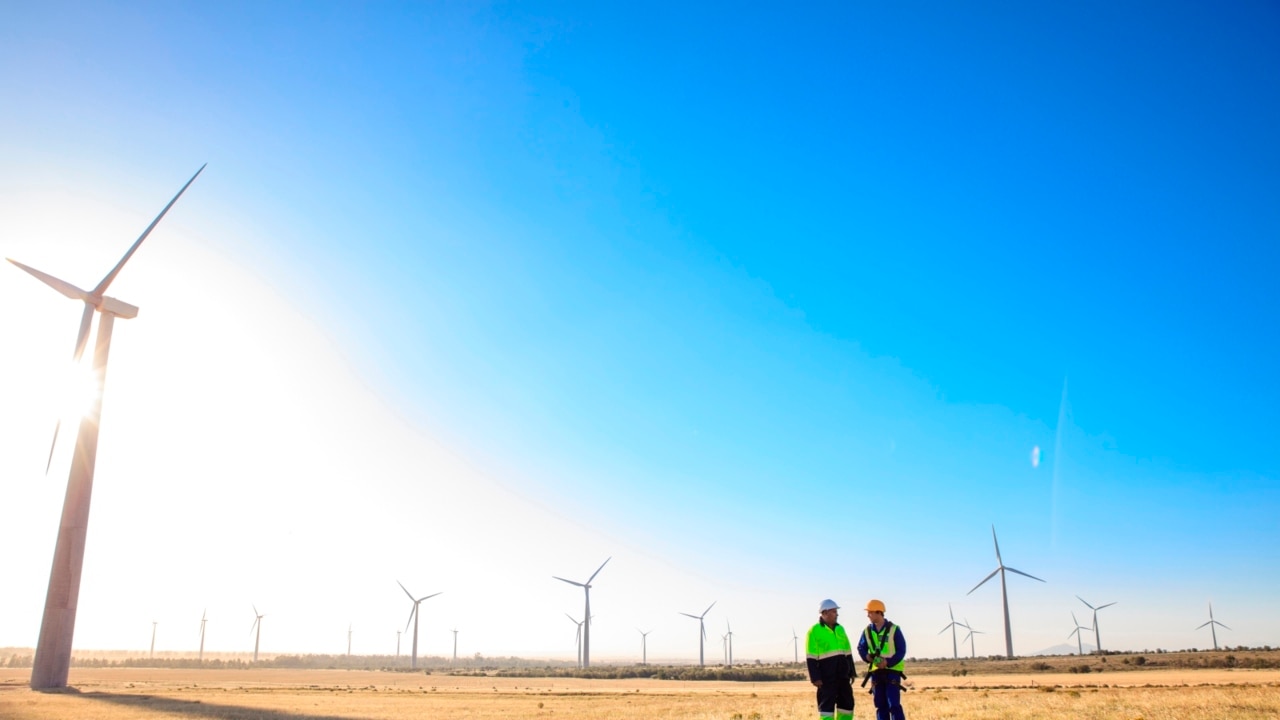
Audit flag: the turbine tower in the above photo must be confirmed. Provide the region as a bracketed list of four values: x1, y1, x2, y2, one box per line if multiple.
[397, 581, 442, 670]
[1196, 602, 1230, 651]
[347, 623, 352, 656]
[678, 601, 716, 666]
[966, 525, 1045, 658]
[553, 557, 609, 668]
[1068, 612, 1092, 655]
[150, 621, 158, 659]
[792, 628, 799, 663]
[725, 620, 734, 668]
[396, 630, 401, 659]
[250, 605, 265, 663]
[451, 628, 459, 664]
[939, 603, 964, 659]
[198, 610, 207, 662]
[14, 165, 206, 689]
[961, 619, 984, 658]
[1076, 596, 1116, 653]
[638, 629, 651, 665]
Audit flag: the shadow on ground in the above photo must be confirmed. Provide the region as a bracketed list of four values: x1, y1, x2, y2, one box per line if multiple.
[59, 688, 378, 720]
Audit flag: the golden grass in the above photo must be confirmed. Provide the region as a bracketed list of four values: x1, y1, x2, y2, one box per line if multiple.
[1, 668, 1278, 719]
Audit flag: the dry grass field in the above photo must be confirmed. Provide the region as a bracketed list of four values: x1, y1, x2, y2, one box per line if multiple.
[2, 667, 1278, 719]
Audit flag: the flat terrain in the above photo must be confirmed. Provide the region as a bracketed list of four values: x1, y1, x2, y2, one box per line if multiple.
[2, 667, 1278, 719]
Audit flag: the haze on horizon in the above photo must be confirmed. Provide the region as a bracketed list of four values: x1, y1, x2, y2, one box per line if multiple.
[0, 2, 1276, 664]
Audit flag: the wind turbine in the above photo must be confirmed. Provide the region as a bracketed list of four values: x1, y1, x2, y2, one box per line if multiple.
[250, 605, 265, 663]
[150, 621, 158, 659]
[567, 614, 585, 667]
[1076, 596, 1116, 653]
[553, 557, 609, 668]
[198, 610, 207, 662]
[637, 629, 651, 665]
[1196, 602, 1231, 651]
[451, 628, 459, 664]
[347, 623, 352, 656]
[396, 630, 401, 659]
[679, 601, 716, 666]
[961, 619, 984, 658]
[966, 525, 1045, 658]
[720, 630, 729, 666]
[15, 165, 206, 690]
[1068, 612, 1092, 655]
[792, 628, 799, 663]
[725, 620, 734, 668]
[939, 603, 964, 659]
[397, 581, 442, 670]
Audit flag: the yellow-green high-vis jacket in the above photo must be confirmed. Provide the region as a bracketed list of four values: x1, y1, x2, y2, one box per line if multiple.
[805, 621, 855, 683]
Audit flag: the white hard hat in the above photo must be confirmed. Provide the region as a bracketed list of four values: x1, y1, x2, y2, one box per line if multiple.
[819, 599, 840, 612]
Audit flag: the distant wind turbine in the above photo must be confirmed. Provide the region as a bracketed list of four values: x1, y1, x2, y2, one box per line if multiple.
[1196, 602, 1231, 651]
[397, 581, 442, 670]
[725, 621, 734, 668]
[14, 165, 206, 690]
[150, 621, 158, 659]
[939, 604, 964, 659]
[792, 628, 799, 663]
[1068, 612, 1092, 655]
[721, 630, 729, 666]
[250, 605, 265, 663]
[961, 619, 984, 658]
[347, 623, 352, 656]
[679, 602, 716, 666]
[451, 628, 459, 664]
[967, 525, 1045, 658]
[553, 557, 609, 668]
[567, 614, 585, 667]
[638, 629, 651, 665]
[1076, 596, 1116, 653]
[396, 630, 401, 659]
[198, 610, 207, 662]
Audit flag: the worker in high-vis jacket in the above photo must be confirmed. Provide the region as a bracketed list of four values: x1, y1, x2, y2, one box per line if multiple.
[857, 598, 907, 720]
[805, 598, 856, 720]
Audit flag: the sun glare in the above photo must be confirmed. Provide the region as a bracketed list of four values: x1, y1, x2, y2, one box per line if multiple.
[52, 360, 102, 422]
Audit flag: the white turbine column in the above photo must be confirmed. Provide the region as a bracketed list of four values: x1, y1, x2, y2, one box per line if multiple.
[31, 312, 118, 689]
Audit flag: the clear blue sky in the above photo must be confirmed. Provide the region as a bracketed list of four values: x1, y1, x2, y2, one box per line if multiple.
[1, 2, 1276, 660]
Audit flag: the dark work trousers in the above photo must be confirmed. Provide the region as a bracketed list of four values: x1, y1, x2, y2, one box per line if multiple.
[815, 679, 854, 720]
[870, 672, 905, 720]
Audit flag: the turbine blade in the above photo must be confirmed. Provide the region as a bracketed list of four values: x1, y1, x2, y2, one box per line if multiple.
[6, 260, 92, 301]
[553, 576, 585, 587]
[1195, 620, 1211, 630]
[72, 302, 94, 361]
[93, 164, 206, 295]
[1004, 566, 1046, 583]
[404, 606, 417, 633]
[586, 557, 611, 584]
[397, 580, 416, 601]
[1097, 602, 1117, 610]
[967, 568, 1000, 594]
[44, 418, 63, 476]
[702, 601, 716, 617]
[1218, 622, 1232, 631]
[679, 612, 699, 619]
[418, 592, 442, 602]
[991, 525, 1003, 564]
[1076, 595, 1095, 610]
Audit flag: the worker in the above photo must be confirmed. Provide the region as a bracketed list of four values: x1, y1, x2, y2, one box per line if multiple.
[805, 598, 855, 720]
[857, 599, 907, 720]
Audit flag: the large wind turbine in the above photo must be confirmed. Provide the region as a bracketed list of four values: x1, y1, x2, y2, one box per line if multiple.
[1068, 612, 1092, 655]
[939, 603, 964, 659]
[250, 605, 265, 663]
[1076, 596, 1116, 653]
[14, 165, 206, 689]
[679, 601, 716, 666]
[961, 619, 984, 658]
[553, 557, 609, 668]
[966, 525, 1045, 658]
[1196, 602, 1230, 651]
[398, 581, 441, 670]
[198, 610, 207, 662]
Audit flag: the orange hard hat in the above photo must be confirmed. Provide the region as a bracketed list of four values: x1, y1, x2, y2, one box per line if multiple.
[865, 599, 886, 613]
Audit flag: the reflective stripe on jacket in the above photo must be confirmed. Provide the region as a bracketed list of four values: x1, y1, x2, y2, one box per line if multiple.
[805, 621, 855, 683]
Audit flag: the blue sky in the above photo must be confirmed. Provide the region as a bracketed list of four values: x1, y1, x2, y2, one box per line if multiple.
[0, 2, 1276, 660]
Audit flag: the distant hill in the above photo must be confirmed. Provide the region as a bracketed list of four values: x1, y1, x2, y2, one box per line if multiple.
[1031, 642, 1097, 656]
